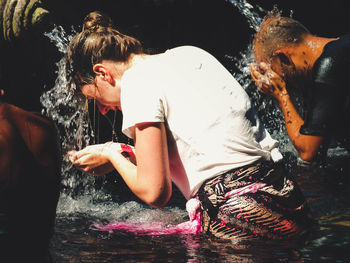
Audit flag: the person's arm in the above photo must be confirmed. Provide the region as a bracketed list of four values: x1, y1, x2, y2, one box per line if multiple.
[109, 122, 172, 208]
[275, 92, 323, 161]
[250, 62, 323, 161]
[69, 122, 172, 209]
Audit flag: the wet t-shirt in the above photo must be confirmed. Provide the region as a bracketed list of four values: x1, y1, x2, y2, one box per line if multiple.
[121, 46, 283, 199]
[300, 35, 350, 149]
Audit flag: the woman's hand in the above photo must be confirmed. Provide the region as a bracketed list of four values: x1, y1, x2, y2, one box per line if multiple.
[250, 62, 289, 100]
[67, 142, 135, 176]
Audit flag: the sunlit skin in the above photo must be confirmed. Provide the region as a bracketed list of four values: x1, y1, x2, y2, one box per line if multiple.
[250, 34, 338, 162]
[68, 54, 177, 209]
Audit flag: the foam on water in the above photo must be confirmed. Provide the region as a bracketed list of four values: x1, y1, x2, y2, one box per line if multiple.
[57, 193, 188, 227]
[92, 198, 202, 236]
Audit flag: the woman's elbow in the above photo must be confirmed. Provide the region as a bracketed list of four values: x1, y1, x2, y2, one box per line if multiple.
[143, 185, 172, 209]
[148, 198, 169, 209]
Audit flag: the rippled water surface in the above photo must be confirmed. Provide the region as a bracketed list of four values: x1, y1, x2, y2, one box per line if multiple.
[49, 150, 350, 263]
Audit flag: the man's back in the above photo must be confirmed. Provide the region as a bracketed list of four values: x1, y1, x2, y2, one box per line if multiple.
[0, 102, 61, 262]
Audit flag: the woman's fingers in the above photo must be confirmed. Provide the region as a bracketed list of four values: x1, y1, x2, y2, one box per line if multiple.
[73, 154, 94, 165]
[68, 142, 136, 175]
[69, 145, 103, 160]
[67, 150, 77, 162]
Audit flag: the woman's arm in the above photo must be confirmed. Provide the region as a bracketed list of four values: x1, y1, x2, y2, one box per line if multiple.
[250, 62, 323, 161]
[70, 122, 172, 208]
[108, 122, 172, 208]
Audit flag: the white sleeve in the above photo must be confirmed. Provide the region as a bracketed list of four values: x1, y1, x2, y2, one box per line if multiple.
[120, 69, 165, 139]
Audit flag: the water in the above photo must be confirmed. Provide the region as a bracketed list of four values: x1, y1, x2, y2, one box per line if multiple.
[47, 157, 350, 262]
[40, 1, 350, 262]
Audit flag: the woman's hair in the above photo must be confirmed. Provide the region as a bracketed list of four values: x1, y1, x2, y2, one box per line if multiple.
[82, 10, 113, 30]
[253, 12, 310, 63]
[68, 11, 143, 87]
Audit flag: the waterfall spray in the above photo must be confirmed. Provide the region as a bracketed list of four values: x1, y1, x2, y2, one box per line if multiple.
[40, 25, 101, 198]
[226, 0, 299, 165]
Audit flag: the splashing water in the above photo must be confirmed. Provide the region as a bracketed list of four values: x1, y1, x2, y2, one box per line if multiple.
[92, 198, 202, 236]
[226, 1, 299, 166]
[40, 25, 101, 198]
[227, 0, 265, 31]
[41, 25, 91, 152]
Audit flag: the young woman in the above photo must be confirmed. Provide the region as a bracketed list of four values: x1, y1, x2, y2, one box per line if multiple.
[250, 12, 350, 163]
[67, 11, 312, 240]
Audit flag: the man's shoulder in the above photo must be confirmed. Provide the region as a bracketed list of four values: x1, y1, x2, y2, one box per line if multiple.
[319, 35, 350, 61]
[313, 36, 350, 85]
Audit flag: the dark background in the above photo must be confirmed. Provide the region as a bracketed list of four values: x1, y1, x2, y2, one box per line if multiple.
[1, 0, 349, 112]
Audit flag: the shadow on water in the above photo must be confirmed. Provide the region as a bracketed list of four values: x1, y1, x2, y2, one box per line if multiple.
[34, 0, 350, 262]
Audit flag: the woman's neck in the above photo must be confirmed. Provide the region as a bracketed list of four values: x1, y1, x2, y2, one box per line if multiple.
[113, 52, 162, 80]
[129, 53, 157, 67]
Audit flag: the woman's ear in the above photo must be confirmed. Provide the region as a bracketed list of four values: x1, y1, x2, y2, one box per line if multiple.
[93, 64, 115, 85]
[93, 64, 107, 79]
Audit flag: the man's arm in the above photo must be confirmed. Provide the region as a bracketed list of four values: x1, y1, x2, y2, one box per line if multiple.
[250, 63, 323, 161]
[276, 93, 324, 161]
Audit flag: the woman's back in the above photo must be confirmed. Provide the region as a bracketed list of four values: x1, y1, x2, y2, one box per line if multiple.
[121, 46, 282, 197]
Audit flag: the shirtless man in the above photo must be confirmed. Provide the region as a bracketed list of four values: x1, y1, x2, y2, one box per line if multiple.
[0, 102, 61, 262]
[250, 13, 350, 164]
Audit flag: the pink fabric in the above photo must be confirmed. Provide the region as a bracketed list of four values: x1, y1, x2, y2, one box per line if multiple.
[92, 182, 267, 236]
[224, 182, 266, 198]
[92, 198, 202, 235]
[121, 144, 135, 159]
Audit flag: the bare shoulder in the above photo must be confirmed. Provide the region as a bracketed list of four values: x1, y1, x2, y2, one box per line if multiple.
[5, 103, 56, 133]
[0, 103, 16, 144]
[0, 104, 15, 173]
[0, 102, 61, 165]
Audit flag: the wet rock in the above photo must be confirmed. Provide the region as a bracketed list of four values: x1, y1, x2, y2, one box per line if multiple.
[0, 0, 50, 41]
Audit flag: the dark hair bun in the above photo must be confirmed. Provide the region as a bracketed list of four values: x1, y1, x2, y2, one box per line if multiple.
[83, 11, 113, 31]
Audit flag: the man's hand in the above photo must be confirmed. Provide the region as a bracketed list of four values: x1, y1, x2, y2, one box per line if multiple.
[250, 62, 288, 100]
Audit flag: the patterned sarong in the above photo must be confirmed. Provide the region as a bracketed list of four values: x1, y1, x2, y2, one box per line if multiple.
[197, 160, 313, 240]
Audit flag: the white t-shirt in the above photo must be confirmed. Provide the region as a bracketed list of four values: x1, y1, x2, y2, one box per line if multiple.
[121, 46, 282, 199]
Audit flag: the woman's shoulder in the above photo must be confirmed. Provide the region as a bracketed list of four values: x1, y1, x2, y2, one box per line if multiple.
[165, 45, 213, 59]
[166, 45, 206, 53]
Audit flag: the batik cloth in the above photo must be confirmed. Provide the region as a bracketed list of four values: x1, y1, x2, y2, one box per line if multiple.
[196, 160, 313, 240]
